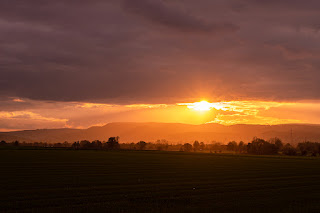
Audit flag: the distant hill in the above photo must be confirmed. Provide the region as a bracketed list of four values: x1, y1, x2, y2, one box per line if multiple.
[1, 122, 320, 144]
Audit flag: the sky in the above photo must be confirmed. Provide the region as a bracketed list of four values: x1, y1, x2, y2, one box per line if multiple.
[1, 0, 320, 131]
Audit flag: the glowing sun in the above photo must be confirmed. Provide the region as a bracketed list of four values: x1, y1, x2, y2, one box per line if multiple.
[187, 101, 213, 111]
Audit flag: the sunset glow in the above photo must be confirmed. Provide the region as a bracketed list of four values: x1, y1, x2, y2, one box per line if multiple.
[2, 97, 320, 132]
[185, 101, 214, 111]
[3, 1, 320, 212]
[178, 101, 229, 111]
[1, 1, 320, 133]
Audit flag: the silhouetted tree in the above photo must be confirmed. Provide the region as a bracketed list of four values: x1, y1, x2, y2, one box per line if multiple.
[297, 142, 320, 156]
[155, 139, 169, 151]
[92, 140, 102, 149]
[62, 141, 69, 148]
[136, 141, 147, 150]
[193, 141, 200, 152]
[0, 140, 7, 146]
[212, 142, 223, 152]
[269, 137, 283, 151]
[238, 141, 245, 153]
[199, 142, 205, 151]
[72, 141, 80, 150]
[227, 141, 238, 152]
[130, 142, 136, 150]
[13, 141, 19, 146]
[54, 143, 63, 148]
[180, 143, 193, 152]
[80, 140, 91, 149]
[282, 143, 297, 156]
[106, 137, 120, 150]
[247, 137, 278, 155]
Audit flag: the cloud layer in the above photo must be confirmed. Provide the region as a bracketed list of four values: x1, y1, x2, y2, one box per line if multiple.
[1, 97, 320, 131]
[0, 0, 319, 104]
[1, 1, 320, 130]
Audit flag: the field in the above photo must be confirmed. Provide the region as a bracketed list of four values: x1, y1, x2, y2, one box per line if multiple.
[1, 150, 320, 212]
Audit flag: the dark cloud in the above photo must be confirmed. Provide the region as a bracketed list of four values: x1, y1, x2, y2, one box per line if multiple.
[0, 0, 320, 104]
[122, 0, 238, 33]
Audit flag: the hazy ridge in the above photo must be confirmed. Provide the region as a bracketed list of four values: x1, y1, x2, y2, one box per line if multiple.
[1, 122, 320, 144]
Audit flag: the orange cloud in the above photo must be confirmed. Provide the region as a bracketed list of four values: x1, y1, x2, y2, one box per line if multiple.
[2, 98, 320, 132]
[0, 111, 68, 131]
[12, 98, 25, 103]
[0, 111, 67, 122]
[178, 101, 304, 125]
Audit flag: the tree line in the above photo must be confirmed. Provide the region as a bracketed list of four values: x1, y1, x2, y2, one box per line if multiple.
[225, 137, 320, 156]
[2, 136, 320, 156]
[0, 137, 161, 151]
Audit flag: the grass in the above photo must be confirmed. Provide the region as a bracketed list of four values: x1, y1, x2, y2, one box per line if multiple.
[1, 150, 320, 212]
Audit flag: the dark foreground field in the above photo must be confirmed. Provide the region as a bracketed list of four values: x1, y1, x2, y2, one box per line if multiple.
[1, 151, 320, 212]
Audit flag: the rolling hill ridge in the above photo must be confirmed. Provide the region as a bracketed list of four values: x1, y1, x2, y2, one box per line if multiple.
[1, 122, 320, 144]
